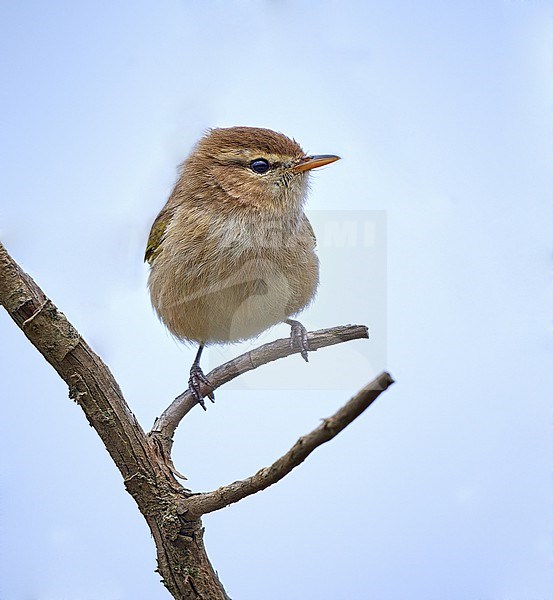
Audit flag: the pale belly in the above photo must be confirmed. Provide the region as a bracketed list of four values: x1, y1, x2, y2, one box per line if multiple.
[149, 251, 319, 344]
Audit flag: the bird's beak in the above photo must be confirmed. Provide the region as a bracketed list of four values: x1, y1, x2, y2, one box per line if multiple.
[294, 154, 340, 172]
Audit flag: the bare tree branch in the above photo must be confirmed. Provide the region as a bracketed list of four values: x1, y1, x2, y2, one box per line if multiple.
[0, 242, 229, 599]
[184, 371, 394, 519]
[0, 242, 154, 482]
[150, 324, 369, 447]
[1, 241, 394, 599]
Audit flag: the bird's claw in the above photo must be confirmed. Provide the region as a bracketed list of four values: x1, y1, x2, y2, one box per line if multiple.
[188, 364, 215, 410]
[287, 319, 310, 362]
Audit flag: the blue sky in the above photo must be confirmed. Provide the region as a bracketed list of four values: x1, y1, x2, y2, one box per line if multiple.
[1, 2, 551, 599]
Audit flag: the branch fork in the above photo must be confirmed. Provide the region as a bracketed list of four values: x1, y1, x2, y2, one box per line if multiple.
[0, 241, 395, 600]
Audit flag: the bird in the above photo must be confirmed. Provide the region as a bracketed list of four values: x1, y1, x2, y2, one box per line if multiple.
[145, 126, 340, 409]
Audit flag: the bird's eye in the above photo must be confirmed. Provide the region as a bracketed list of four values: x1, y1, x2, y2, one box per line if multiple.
[250, 159, 270, 174]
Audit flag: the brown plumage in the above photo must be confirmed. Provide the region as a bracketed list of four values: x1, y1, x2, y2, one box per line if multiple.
[145, 126, 339, 407]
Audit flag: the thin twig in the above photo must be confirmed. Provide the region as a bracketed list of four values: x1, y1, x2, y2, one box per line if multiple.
[149, 324, 369, 446]
[184, 371, 394, 519]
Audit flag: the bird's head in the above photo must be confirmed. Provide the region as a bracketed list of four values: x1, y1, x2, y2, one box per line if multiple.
[181, 126, 340, 213]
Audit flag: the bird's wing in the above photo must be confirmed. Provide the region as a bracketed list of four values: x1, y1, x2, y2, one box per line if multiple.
[144, 207, 172, 264]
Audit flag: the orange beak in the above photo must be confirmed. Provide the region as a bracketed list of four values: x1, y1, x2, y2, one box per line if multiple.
[294, 154, 341, 172]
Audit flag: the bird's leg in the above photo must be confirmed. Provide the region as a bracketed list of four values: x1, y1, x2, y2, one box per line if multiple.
[188, 344, 215, 410]
[285, 319, 310, 362]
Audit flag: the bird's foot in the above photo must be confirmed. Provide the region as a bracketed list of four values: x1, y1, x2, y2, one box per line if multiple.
[188, 364, 215, 410]
[286, 319, 310, 362]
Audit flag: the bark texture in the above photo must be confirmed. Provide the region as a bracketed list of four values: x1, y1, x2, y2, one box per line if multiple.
[0, 241, 394, 599]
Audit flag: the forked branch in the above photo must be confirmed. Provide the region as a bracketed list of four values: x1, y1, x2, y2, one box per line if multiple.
[0, 240, 394, 600]
[150, 324, 370, 448]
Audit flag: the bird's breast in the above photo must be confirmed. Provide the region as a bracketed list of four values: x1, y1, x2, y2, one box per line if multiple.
[148, 208, 318, 344]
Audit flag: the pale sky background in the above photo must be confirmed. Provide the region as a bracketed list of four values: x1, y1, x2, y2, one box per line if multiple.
[0, 2, 551, 599]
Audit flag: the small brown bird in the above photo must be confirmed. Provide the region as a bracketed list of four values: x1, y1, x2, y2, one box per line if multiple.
[145, 126, 339, 408]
